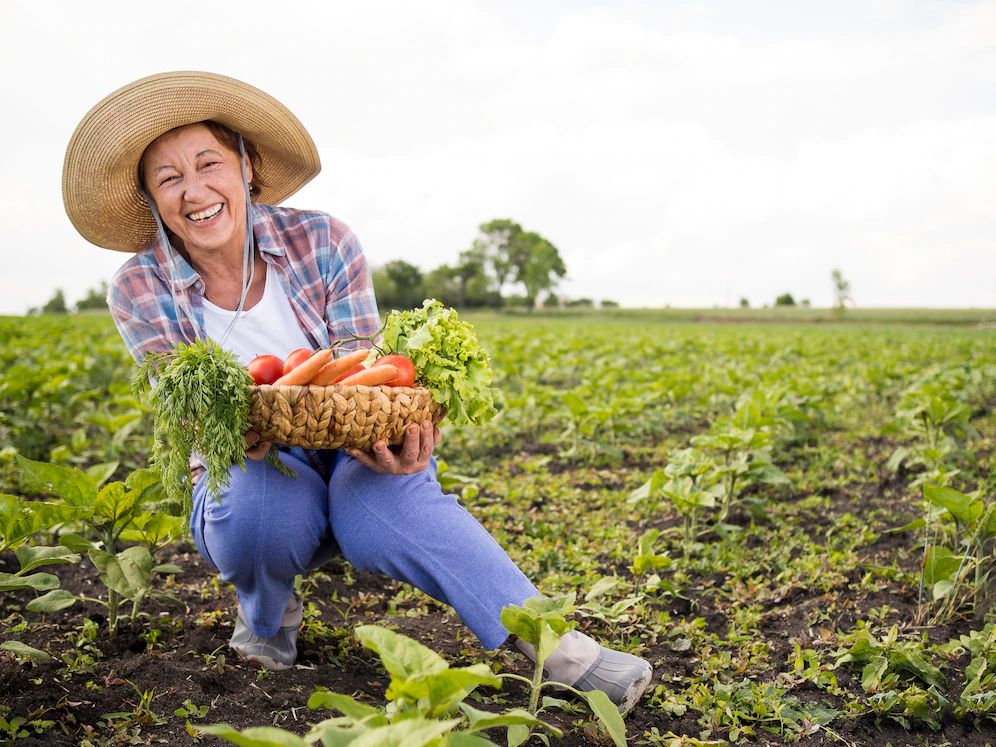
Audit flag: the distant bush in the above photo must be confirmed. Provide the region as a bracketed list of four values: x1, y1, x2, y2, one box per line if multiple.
[565, 298, 594, 308]
[28, 289, 68, 315]
[600, 300, 619, 308]
[775, 293, 796, 307]
[75, 282, 109, 312]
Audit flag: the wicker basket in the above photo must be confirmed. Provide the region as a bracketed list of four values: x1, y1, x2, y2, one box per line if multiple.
[249, 384, 444, 450]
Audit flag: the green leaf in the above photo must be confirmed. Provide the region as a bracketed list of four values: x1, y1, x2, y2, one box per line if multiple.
[0, 640, 52, 661]
[93, 481, 140, 527]
[932, 579, 955, 600]
[26, 589, 77, 613]
[347, 718, 462, 747]
[922, 545, 963, 586]
[59, 533, 99, 554]
[444, 733, 498, 747]
[355, 625, 447, 682]
[500, 606, 541, 646]
[14, 544, 81, 573]
[506, 724, 530, 747]
[88, 545, 153, 599]
[120, 513, 185, 546]
[460, 704, 561, 737]
[924, 485, 984, 526]
[307, 690, 387, 724]
[16, 455, 97, 506]
[152, 563, 184, 575]
[0, 571, 59, 592]
[577, 689, 628, 747]
[626, 470, 665, 504]
[305, 723, 370, 747]
[86, 462, 120, 487]
[891, 650, 946, 689]
[585, 576, 626, 601]
[396, 664, 502, 716]
[196, 724, 309, 747]
[861, 656, 889, 691]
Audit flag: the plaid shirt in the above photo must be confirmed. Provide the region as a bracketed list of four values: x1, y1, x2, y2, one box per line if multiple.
[108, 204, 381, 362]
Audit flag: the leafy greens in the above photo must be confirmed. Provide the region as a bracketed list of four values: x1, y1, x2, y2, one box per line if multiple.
[133, 338, 253, 515]
[381, 299, 497, 425]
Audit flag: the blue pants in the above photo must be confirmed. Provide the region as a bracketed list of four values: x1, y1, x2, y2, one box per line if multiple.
[189, 449, 537, 649]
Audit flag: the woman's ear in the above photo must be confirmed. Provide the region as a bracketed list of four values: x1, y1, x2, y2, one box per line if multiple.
[244, 155, 254, 186]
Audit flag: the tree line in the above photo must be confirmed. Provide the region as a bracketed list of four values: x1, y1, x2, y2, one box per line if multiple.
[372, 218, 574, 311]
[31, 219, 581, 315]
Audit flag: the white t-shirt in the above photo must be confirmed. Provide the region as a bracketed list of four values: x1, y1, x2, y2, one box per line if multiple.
[202, 263, 313, 364]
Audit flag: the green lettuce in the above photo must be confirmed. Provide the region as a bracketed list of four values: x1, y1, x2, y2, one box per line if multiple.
[381, 300, 497, 425]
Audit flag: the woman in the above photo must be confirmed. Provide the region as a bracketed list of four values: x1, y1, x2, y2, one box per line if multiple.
[62, 71, 652, 711]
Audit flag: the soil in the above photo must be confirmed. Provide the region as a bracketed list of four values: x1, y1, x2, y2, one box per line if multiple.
[1, 460, 993, 746]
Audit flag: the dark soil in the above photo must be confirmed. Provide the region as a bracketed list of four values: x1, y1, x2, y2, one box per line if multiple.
[1, 453, 993, 746]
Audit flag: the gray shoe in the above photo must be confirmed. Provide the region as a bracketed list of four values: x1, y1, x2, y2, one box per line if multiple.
[229, 597, 302, 670]
[516, 631, 653, 713]
[572, 646, 653, 713]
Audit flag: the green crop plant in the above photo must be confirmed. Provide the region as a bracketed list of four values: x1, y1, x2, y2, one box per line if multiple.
[887, 367, 976, 488]
[833, 624, 946, 694]
[15, 455, 185, 634]
[201, 622, 564, 747]
[952, 624, 996, 723]
[911, 484, 996, 624]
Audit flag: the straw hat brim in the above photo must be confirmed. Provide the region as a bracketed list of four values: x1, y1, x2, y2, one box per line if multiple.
[62, 71, 321, 252]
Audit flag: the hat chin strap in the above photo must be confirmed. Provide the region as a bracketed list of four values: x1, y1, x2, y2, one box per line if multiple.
[138, 134, 256, 350]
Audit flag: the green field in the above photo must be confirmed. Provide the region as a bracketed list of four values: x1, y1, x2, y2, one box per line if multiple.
[1, 312, 994, 746]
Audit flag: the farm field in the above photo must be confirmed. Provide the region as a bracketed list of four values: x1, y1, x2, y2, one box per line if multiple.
[1, 311, 995, 747]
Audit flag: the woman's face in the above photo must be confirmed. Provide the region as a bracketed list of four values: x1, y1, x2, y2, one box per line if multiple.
[141, 123, 252, 261]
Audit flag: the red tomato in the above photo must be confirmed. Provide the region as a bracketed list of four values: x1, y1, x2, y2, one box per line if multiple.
[371, 354, 417, 387]
[332, 364, 364, 383]
[282, 348, 313, 376]
[247, 355, 284, 385]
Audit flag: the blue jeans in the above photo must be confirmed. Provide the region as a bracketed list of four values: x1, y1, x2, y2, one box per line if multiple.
[190, 449, 537, 649]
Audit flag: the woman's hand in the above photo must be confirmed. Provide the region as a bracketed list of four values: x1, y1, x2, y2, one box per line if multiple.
[244, 430, 272, 461]
[348, 421, 441, 474]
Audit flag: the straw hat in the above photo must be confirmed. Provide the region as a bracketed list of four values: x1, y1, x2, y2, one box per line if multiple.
[62, 71, 321, 252]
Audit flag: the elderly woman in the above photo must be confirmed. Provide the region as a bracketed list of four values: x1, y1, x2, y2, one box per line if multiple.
[62, 71, 651, 711]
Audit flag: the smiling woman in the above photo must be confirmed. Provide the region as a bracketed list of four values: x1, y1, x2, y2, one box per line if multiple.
[137, 123, 265, 311]
[60, 70, 652, 712]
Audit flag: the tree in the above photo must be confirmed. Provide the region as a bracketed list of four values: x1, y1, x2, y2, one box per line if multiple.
[474, 219, 525, 296]
[739, 297, 750, 309]
[472, 219, 567, 308]
[75, 281, 109, 312]
[454, 245, 500, 308]
[832, 269, 852, 312]
[422, 265, 462, 308]
[371, 260, 425, 311]
[774, 293, 796, 307]
[518, 232, 566, 309]
[38, 289, 68, 315]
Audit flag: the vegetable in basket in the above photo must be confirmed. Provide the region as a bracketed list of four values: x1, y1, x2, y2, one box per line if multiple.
[134, 301, 496, 509]
[380, 299, 497, 426]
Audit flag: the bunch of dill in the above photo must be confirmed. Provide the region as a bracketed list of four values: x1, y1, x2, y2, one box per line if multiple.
[133, 338, 253, 516]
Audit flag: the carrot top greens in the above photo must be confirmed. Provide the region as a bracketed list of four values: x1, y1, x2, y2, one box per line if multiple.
[133, 338, 253, 515]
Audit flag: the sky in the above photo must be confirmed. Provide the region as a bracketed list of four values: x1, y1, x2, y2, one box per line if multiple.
[2, 0, 995, 313]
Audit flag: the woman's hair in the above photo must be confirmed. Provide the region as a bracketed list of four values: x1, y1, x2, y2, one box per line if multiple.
[137, 119, 266, 198]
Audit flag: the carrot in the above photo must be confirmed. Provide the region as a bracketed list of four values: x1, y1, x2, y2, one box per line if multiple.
[337, 364, 399, 387]
[308, 348, 371, 385]
[272, 349, 332, 386]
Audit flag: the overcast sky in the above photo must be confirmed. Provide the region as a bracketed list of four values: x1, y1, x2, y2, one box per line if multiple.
[2, 0, 995, 313]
